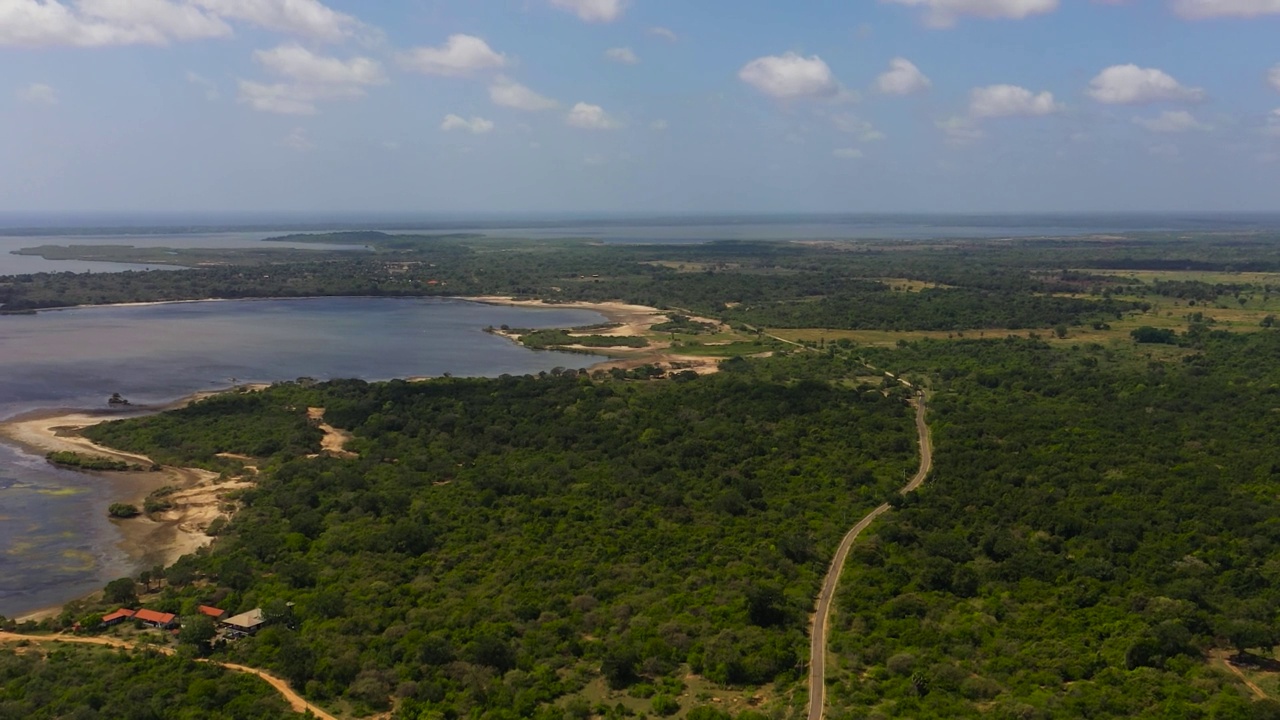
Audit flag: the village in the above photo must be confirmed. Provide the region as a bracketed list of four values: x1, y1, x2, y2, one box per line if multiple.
[97, 604, 267, 640]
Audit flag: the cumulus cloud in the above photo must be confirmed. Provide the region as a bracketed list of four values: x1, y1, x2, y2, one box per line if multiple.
[883, 0, 1058, 27]
[875, 57, 931, 95]
[489, 76, 558, 111]
[255, 44, 384, 85]
[17, 82, 57, 104]
[239, 43, 383, 114]
[1173, 0, 1280, 18]
[400, 34, 507, 77]
[566, 102, 621, 129]
[441, 114, 494, 134]
[550, 0, 626, 23]
[1133, 110, 1211, 132]
[0, 0, 360, 47]
[1087, 64, 1205, 104]
[833, 147, 864, 159]
[192, 0, 356, 40]
[605, 47, 638, 64]
[968, 84, 1062, 117]
[648, 26, 678, 41]
[739, 52, 839, 100]
[0, 0, 230, 47]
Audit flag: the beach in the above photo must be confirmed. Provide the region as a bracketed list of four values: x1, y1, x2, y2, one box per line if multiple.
[0, 391, 265, 621]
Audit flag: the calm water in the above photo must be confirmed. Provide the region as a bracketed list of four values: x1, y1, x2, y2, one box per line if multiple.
[0, 231, 367, 276]
[0, 297, 604, 617]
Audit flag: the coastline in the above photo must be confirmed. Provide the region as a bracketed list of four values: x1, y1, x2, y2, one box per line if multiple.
[0, 295, 723, 620]
[0, 387, 267, 622]
[466, 296, 726, 375]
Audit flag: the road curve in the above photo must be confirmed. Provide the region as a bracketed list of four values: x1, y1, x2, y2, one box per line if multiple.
[0, 632, 336, 719]
[807, 389, 933, 720]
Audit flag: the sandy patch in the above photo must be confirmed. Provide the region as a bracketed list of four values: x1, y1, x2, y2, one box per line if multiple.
[306, 408, 357, 459]
[0, 389, 270, 599]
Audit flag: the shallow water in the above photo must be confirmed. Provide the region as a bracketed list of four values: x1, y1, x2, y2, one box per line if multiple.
[0, 297, 604, 617]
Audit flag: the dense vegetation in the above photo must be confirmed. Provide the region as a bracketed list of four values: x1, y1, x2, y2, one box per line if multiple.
[824, 331, 1280, 719]
[84, 389, 323, 470]
[0, 233, 1167, 330]
[80, 358, 918, 717]
[0, 645, 302, 719]
[45, 451, 132, 471]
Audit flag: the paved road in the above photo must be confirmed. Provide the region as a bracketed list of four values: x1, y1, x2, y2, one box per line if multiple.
[807, 388, 933, 720]
[0, 631, 336, 719]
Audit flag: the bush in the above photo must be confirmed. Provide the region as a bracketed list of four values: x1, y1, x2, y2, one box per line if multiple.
[107, 503, 140, 519]
[651, 695, 680, 716]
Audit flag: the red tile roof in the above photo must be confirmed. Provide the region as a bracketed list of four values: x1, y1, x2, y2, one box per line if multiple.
[133, 609, 176, 625]
[198, 605, 226, 618]
[102, 609, 135, 623]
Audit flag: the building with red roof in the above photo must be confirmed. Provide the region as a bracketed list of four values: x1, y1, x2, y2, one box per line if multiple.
[101, 608, 135, 627]
[198, 605, 227, 620]
[133, 609, 178, 629]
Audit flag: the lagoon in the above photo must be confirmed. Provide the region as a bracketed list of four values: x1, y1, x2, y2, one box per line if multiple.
[0, 297, 603, 617]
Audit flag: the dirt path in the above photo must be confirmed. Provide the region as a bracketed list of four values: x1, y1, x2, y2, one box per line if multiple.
[307, 408, 356, 458]
[0, 632, 336, 719]
[807, 383, 933, 720]
[1212, 652, 1270, 700]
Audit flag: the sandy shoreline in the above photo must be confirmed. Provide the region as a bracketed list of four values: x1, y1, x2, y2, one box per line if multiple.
[468, 296, 726, 375]
[0, 388, 268, 622]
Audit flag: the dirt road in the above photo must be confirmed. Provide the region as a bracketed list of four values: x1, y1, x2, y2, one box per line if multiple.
[0, 632, 336, 719]
[806, 389, 933, 720]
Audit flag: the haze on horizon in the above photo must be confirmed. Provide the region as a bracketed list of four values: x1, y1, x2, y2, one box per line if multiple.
[3, 0, 1280, 215]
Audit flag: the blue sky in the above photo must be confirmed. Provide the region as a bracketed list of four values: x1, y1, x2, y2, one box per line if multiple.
[3, 0, 1280, 214]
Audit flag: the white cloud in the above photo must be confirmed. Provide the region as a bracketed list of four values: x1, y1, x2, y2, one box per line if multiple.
[1270, 64, 1280, 92]
[605, 47, 638, 65]
[1133, 110, 1211, 132]
[441, 114, 494, 134]
[1087, 64, 1205, 104]
[875, 57, 931, 95]
[1173, 0, 1280, 18]
[650, 119, 669, 131]
[400, 34, 507, 77]
[282, 126, 313, 151]
[833, 147, 863, 159]
[239, 44, 383, 115]
[17, 82, 57, 104]
[566, 102, 620, 129]
[191, 0, 356, 41]
[255, 44, 384, 85]
[550, 0, 626, 22]
[648, 26, 678, 41]
[0, 0, 230, 47]
[831, 113, 885, 141]
[489, 76, 558, 111]
[969, 84, 1062, 117]
[937, 115, 984, 144]
[237, 79, 360, 115]
[186, 71, 219, 100]
[739, 52, 839, 100]
[883, 0, 1058, 27]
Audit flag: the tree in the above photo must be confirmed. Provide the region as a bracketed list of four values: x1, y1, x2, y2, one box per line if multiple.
[102, 578, 137, 606]
[1262, 315, 1276, 328]
[107, 504, 139, 519]
[178, 615, 217, 655]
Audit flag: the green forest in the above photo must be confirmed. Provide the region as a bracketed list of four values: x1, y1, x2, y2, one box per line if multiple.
[0, 644, 302, 719]
[8, 230, 1280, 718]
[79, 357, 919, 717]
